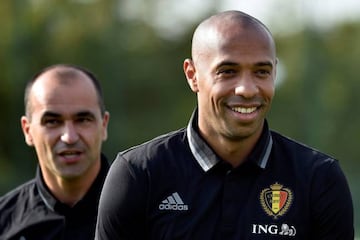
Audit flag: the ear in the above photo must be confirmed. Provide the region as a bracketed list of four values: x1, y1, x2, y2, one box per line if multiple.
[183, 58, 199, 93]
[21, 116, 34, 146]
[273, 58, 278, 88]
[101, 111, 110, 141]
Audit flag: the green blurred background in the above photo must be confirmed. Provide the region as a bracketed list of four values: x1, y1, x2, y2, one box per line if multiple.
[0, 0, 358, 236]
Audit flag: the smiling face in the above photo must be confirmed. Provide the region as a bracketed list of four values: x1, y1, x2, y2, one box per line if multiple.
[21, 68, 109, 182]
[184, 12, 276, 145]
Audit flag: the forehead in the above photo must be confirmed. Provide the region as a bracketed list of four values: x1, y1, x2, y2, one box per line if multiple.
[29, 70, 99, 116]
[193, 18, 276, 64]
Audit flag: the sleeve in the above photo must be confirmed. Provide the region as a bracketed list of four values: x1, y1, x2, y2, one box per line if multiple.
[309, 158, 354, 239]
[95, 153, 148, 240]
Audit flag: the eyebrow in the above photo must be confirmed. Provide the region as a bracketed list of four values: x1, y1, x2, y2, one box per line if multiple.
[254, 61, 274, 68]
[76, 111, 96, 119]
[41, 110, 95, 118]
[42, 111, 61, 118]
[215, 61, 238, 69]
[215, 60, 274, 69]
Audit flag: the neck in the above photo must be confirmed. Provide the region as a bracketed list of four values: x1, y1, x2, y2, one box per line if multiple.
[211, 137, 257, 168]
[42, 160, 100, 207]
[200, 128, 262, 168]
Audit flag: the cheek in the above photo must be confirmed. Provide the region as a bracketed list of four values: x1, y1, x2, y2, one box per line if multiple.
[268, 85, 275, 100]
[210, 82, 234, 102]
[261, 81, 275, 101]
[81, 127, 104, 144]
[30, 129, 58, 148]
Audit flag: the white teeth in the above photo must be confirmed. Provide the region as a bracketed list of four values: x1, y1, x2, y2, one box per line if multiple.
[232, 107, 257, 114]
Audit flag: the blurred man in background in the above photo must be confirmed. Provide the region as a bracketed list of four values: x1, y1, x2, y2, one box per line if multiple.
[0, 64, 110, 239]
[95, 10, 353, 239]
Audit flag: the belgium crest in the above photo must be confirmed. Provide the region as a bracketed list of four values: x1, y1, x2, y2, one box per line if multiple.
[260, 183, 293, 219]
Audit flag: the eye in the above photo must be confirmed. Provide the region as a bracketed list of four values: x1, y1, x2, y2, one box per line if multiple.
[43, 118, 62, 127]
[255, 69, 271, 78]
[216, 68, 237, 77]
[76, 115, 95, 124]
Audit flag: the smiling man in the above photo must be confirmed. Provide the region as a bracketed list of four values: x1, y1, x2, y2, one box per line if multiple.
[0, 64, 110, 239]
[95, 11, 354, 239]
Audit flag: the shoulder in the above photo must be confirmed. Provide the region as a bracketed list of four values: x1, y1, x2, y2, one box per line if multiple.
[119, 128, 187, 164]
[0, 179, 37, 208]
[271, 130, 336, 163]
[106, 128, 189, 186]
[269, 130, 350, 194]
[269, 130, 346, 185]
[0, 179, 38, 232]
[270, 131, 354, 238]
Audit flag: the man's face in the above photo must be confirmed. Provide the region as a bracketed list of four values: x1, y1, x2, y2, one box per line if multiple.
[21, 71, 109, 180]
[187, 24, 276, 142]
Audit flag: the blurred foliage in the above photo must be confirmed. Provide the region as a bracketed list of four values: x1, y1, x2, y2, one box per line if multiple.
[0, 0, 358, 235]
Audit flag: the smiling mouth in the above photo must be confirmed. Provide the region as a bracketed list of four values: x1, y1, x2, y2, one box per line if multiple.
[231, 106, 257, 114]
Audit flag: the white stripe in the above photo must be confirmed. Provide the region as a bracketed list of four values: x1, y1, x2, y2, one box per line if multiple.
[167, 196, 176, 204]
[259, 136, 273, 169]
[173, 192, 184, 204]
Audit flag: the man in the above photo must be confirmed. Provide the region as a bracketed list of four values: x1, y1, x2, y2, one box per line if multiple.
[0, 64, 110, 239]
[95, 11, 354, 239]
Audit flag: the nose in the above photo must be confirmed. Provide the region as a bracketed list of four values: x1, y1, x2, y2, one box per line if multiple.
[234, 75, 259, 98]
[61, 122, 79, 144]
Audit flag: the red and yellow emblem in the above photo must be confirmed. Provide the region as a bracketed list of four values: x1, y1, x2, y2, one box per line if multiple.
[260, 183, 293, 219]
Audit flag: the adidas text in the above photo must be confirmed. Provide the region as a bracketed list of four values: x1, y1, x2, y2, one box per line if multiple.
[159, 192, 189, 211]
[159, 203, 188, 211]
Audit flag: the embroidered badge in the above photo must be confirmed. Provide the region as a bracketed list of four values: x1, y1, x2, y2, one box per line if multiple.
[260, 183, 293, 219]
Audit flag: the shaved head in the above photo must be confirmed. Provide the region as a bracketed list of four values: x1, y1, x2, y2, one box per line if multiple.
[25, 64, 106, 119]
[191, 11, 276, 64]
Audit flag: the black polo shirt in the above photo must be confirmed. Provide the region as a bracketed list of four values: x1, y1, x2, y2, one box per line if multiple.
[96, 111, 354, 239]
[0, 155, 109, 240]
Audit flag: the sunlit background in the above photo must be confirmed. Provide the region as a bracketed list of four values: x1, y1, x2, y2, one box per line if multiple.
[0, 0, 359, 236]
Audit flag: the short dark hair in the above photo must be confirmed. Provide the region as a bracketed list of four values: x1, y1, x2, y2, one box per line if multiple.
[24, 64, 106, 117]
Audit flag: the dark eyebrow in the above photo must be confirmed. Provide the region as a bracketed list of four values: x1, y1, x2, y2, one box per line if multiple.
[41, 110, 95, 119]
[255, 61, 274, 68]
[76, 111, 96, 118]
[42, 111, 61, 118]
[215, 61, 238, 69]
[215, 60, 274, 69]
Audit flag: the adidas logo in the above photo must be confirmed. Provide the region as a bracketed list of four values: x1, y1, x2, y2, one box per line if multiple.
[159, 192, 188, 211]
